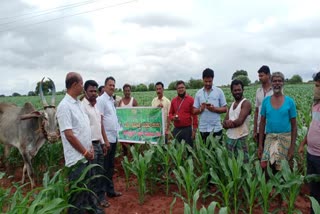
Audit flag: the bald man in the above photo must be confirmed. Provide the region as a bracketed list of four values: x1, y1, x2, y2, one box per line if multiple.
[57, 72, 104, 214]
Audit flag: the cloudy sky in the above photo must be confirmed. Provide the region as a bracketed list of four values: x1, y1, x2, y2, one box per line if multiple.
[0, 0, 319, 95]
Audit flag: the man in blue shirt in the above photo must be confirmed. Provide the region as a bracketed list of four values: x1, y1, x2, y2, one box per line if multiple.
[258, 72, 297, 171]
[193, 68, 227, 144]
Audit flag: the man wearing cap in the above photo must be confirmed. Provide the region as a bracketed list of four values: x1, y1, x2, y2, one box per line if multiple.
[193, 68, 227, 144]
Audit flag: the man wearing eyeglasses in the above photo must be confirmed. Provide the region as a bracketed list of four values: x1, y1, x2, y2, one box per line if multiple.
[167, 80, 198, 147]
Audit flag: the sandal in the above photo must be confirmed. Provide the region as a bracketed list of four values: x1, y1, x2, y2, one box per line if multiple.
[100, 200, 110, 208]
[107, 191, 122, 198]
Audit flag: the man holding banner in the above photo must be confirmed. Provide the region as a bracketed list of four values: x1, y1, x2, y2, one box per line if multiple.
[96, 76, 122, 199]
[152, 82, 171, 143]
[168, 80, 198, 147]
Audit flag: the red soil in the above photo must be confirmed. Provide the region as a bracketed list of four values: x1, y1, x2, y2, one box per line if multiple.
[0, 158, 312, 214]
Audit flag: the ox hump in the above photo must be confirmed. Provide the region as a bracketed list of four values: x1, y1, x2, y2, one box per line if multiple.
[21, 102, 36, 114]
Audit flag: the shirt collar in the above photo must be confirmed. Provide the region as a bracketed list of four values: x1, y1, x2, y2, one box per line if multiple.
[83, 97, 94, 107]
[66, 93, 78, 104]
[202, 87, 213, 92]
[104, 92, 115, 102]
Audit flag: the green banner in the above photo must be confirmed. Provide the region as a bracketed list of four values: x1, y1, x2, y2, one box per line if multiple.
[116, 107, 165, 144]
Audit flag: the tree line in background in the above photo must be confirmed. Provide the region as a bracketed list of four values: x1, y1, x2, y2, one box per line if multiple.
[1, 70, 306, 97]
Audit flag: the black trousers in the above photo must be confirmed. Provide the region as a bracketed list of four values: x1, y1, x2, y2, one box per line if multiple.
[200, 130, 223, 145]
[103, 142, 117, 194]
[68, 161, 103, 214]
[307, 152, 320, 214]
[172, 126, 193, 147]
[89, 141, 105, 202]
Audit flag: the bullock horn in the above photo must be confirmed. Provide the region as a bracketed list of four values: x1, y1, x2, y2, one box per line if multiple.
[40, 77, 48, 107]
[48, 78, 56, 106]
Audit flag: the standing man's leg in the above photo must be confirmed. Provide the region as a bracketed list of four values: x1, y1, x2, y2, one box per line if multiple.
[180, 126, 193, 148]
[307, 153, 320, 214]
[213, 130, 223, 144]
[172, 127, 182, 143]
[200, 132, 210, 144]
[68, 162, 88, 214]
[104, 142, 117, 195]
[90, 142, 109, 207]
[68, 161, 103, 214]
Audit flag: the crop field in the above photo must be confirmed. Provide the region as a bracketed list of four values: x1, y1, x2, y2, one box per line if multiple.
[0, 83, 319, 213]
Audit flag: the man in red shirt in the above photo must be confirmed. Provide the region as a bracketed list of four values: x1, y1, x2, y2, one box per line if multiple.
[167, 80, 198, 147]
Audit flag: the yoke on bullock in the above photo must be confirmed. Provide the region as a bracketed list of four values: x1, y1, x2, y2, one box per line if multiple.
[0, 77, 60, 188]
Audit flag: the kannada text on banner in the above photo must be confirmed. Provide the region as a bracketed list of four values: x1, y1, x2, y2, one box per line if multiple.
[116, 107, 165, 144]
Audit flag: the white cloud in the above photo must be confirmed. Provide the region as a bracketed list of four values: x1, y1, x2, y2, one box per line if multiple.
[0, 0, 319, 95]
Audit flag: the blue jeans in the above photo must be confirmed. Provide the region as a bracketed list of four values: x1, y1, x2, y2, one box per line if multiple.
[68, 161, 104, 214]
[89, 141, 106, 202]
[307, 152, 320, 214]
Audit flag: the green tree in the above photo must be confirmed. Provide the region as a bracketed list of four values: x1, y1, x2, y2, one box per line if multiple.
[12, 92, 21, 97]
[131, 85, 137, 92]
[288, 74, 303, 84]
[187, 78, 203, 89]
[148, 83, 155, 91]
[35, 80, 53, 95]
[28, 91, 36, 96]
[233, 75, 251, 86]
[231, 70, 251, 86]
[232, 70, 248, 80]
[136, 83, 148, 92]
[168, 81, 178, 90]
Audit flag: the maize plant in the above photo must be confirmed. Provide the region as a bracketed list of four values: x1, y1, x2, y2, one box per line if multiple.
[227, 150, 247, 213]
[121, 156, 132, 190]
[278, 159, 306, 214]
[189, 131, 211, 194]
[243, 161, 261, 214]
[258, 165, 275, 214]
[154, 143, 172, 195]
[208, 145, 234, 209]
[309, 196, 320, 214]
[168, 140, 188, 194]
[183, 190, 228, 214]
[173, 158, 206, 207]
[127, 146, 154, 204]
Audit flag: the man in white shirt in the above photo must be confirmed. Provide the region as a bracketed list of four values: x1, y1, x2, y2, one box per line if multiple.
[253, 65, 273, 147]
[96, 76, 122, 198]
[82, 80, 111, 208]
[56, 72, 103, 214]
[151, 82, 171, 143]
[223, 79, 251, 160]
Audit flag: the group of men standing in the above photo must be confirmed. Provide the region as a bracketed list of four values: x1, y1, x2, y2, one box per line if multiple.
[56, 65, 320, 213]
[56, 73, 122, 213]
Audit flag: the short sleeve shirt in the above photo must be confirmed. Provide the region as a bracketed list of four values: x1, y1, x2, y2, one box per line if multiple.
[193, 86, 227, 132]
[56, 93, 91, 167]
[151, 96, 171, 126]
[260, 96, 297, 133]
[82, 98, 105, 144]
[96, 92, 119, 143]
[307, 103, 320, 156]
[255, 87, 273, 132]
